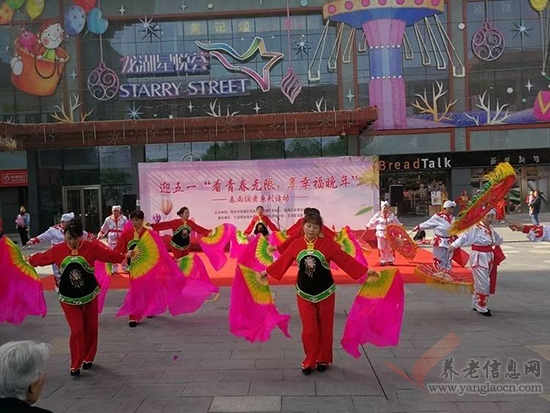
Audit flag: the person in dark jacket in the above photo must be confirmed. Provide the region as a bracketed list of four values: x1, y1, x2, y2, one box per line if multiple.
[530, 190, 542, 225]
[0, 341, 53, 413]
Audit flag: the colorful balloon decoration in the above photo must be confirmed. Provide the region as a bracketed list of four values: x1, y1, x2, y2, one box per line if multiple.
[0, 2, 15, 25]
[26, 0, 44, 20]
[65, 5, 86, 36]
[87, 7, 109, 35]
[530, 0, 548, 12]
[73, 0, 96, 13]
[6, 0, 25, 10]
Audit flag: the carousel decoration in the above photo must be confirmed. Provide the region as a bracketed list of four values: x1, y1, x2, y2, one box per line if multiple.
[311, 0, 465, 129]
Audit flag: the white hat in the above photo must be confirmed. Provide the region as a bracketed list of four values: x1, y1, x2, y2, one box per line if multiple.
[112, 205, 122, 212]
[381, 201, 390, 208]
[61, 212, 75, 222]
[443, 200, 456, 208]
[485, 208, 497, 216]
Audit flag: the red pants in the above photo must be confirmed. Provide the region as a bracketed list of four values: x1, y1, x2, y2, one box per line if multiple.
[296, 293, 335, 369]
[60, 298, 99, 370]
[172, 248, 189, 259]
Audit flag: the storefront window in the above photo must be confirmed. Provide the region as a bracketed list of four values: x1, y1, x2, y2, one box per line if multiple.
[322, 136, 348, 157]
[251, 139, 285, 160]
[285, 138, 321, 158]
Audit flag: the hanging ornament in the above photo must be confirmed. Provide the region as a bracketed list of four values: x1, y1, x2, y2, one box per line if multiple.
[6, 0, 24, 10]
[87, 0, 119, 101]
[281, 0, 302, 105]
[471, 0, 505, 62]
[530, 0, 548, 12]
[26, 0, 44, 20]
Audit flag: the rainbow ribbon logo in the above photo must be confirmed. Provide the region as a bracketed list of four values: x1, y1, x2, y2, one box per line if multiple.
[196, 37, 284, 93]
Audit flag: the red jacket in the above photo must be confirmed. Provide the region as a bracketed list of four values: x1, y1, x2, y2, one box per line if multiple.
[267, 236, 367, 281]
[29, 239, 124, 268]
[152, 218, 210, 237]
[244, 214, 278, 235]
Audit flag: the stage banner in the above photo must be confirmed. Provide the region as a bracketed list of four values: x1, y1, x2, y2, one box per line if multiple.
[138, 156, 379, 232]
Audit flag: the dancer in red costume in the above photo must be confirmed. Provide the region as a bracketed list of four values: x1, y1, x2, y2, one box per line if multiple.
[115, 210, 158, 327]
[28, 221, 128, 376]
[261, 213, 368, 375]
[152, 207, 210, 259]
[244, 206, 278, 236]
[510, 222, 550, 242]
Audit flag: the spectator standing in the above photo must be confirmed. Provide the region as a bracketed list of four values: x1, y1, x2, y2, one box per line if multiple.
[15, 206, 30, 247]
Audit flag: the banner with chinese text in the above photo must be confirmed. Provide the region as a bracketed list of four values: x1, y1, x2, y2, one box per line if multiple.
[138, 156, 379, 231]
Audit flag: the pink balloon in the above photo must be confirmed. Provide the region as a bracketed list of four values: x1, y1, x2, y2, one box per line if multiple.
[72, 0, 96, 13]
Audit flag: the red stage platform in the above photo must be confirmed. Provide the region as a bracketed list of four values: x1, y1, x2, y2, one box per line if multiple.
[40, 248, 472, 291]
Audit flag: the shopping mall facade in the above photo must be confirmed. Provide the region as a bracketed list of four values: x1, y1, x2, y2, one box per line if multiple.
[0, 0, 548, 233]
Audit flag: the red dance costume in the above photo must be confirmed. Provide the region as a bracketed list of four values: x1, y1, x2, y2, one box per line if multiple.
[244, 214, 278, 236]
[266, 236, 367, 370]
[29, 240, 125, 371]
[152, 218, 210, 259]
[278, 218, 336, 254]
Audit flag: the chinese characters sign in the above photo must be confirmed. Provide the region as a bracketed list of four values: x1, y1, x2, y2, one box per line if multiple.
[0, 169, 28, 187]
[119, 50, 250, 99]
[139, 156, 378, 231]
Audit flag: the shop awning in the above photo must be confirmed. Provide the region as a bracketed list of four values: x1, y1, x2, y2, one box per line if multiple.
[0, 107, 378, 150]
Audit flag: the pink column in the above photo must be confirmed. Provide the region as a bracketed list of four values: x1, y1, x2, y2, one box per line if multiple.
[362, 19, 407, 130]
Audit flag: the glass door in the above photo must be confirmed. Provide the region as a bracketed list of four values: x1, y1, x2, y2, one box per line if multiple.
[62, 186, 103, 233]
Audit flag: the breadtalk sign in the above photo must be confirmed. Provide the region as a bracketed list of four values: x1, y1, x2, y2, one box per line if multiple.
[0, 170, 28, 187]
[379, 156, 452, 171]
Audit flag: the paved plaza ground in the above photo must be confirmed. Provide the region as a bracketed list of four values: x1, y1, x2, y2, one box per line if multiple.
[1, 216, 550, 412]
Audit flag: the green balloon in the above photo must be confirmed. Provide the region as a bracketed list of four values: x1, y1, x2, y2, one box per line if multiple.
[6, 0, 25, 10]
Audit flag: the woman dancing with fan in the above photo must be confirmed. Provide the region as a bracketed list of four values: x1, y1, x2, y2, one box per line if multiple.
[367, 201, 401, 266]
[448, 209, 505, 317]
[152, 207, 211, 259]
[414, 200, 459, 270]
[244, 206, 278, 237]
[28, 220, 128, 376]
[261, 213, 368, 375]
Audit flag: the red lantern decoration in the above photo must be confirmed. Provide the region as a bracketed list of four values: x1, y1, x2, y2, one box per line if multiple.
[72, 0, 96, 13]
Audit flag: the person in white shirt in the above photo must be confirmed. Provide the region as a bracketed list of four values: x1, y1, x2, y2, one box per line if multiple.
[97, 205, 129, 273]
[414, 200, 456, 270]
[367, 201, 401, 266]
[448, 209, 505, 317]
[27, 213, 79, 291]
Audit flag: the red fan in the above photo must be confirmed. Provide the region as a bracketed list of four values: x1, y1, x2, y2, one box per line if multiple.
[385, 224, 418, 260]
[449, 162, 516, 236]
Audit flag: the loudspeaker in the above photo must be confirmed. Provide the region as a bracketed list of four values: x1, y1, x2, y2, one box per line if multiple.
[122, 194, 137, 215]
[389, 185, 404, 207]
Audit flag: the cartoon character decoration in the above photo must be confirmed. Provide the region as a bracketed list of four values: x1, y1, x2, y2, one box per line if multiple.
[10, 20, 70, 97]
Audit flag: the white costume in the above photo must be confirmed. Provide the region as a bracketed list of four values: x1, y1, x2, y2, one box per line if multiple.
[98, 206, 129, 272]
[523, 225, 550, 242]
[451, 211, 504, 315]
[368, 201, 401, 265]
[418, 201, 456, 270]
[27, 213, 79, 291]
[98, 206, 128, 249]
